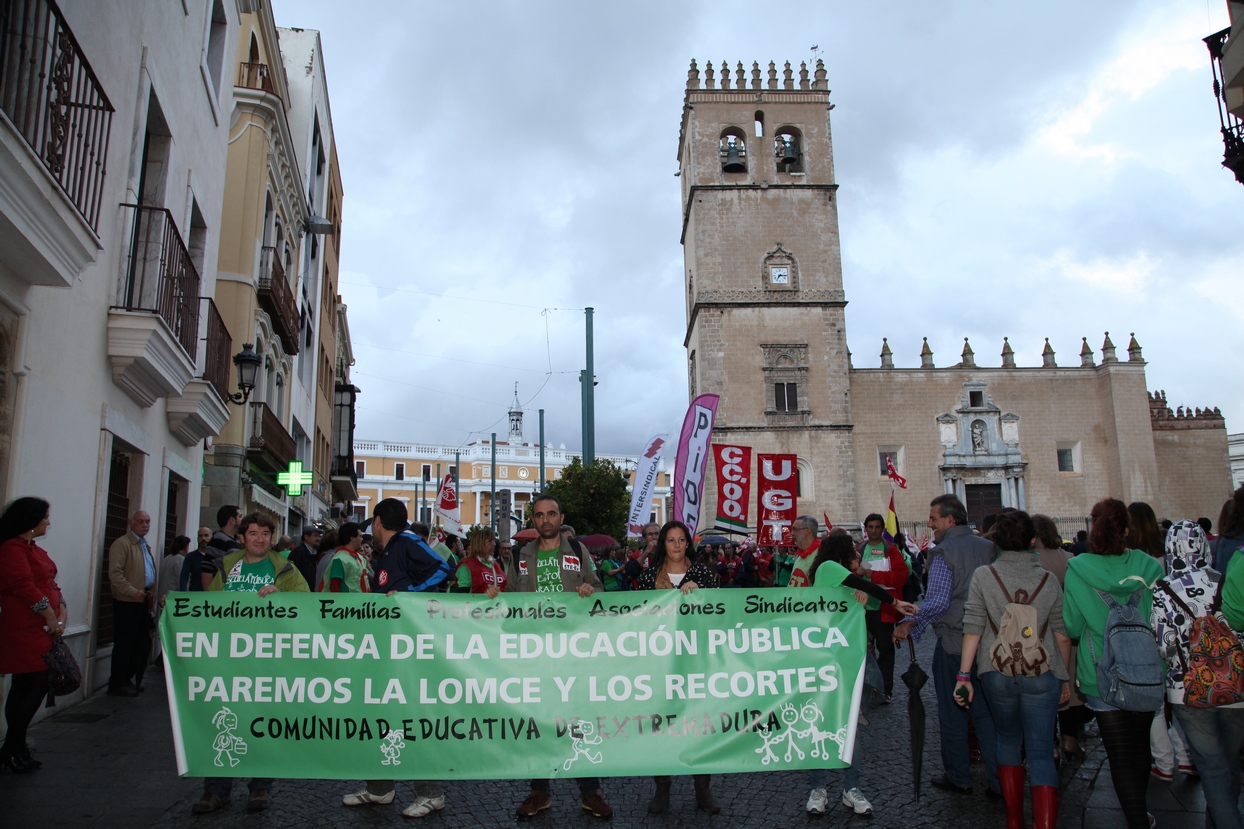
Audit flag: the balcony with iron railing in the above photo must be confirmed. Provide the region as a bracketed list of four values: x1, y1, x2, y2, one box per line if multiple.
[166, 298, 232, 447]
[107, 204, 200, 407]
[0, 0, 113, 230]
[258, 245, 299, 354]
[1205, 27, 1244, 184]
[248, 400, 296, 474]
[237, 61, 276, 97]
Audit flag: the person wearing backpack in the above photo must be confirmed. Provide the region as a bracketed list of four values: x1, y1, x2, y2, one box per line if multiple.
[1151, 520, 1244, 829]
[1062, 498, 1165, 829]
[954, 510, 1073, 829]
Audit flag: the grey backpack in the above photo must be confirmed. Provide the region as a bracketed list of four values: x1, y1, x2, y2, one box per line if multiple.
[1086, 587, 1164, 711]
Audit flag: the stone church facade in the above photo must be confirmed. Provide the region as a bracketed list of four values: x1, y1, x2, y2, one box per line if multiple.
[679, 59, 1232, 531]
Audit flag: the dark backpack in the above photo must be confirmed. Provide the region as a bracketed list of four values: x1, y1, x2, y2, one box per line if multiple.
[1086, 587, 1165, 712]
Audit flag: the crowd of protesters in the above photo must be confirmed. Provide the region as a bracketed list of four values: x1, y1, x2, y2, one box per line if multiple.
[5, 482, 1244, 827]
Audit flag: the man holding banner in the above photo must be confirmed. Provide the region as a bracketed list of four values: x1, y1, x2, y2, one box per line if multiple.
[340, 499, 450, 818]
[192, 513, 308, 814]
[507, 493, 612, 821]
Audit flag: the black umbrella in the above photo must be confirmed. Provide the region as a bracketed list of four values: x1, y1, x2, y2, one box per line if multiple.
[699, 535, 734, 546]
[900, 637, 929, 799]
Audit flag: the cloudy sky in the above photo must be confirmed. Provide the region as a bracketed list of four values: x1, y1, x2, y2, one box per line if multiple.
[273, 0, 1243, 456]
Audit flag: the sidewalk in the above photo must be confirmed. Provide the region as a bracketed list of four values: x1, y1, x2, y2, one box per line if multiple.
[0, 638, 1230, 828]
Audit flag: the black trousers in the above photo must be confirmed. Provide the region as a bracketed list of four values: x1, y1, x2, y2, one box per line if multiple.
[1095, 708, 1153, 829]
[865, 610, 896, 697]
[109, 599, 152, 690]
[3, 669, 50, 755]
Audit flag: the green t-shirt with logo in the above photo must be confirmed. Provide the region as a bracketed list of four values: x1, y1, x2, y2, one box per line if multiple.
[536, 548, 562, 593]
[860, 541, 889, 611]
[223, 557, 276, 593]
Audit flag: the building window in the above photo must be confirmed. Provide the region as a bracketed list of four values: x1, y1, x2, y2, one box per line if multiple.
[775, 382, 798, 412]
[878, 449, 901, 476]
[395, 463, 405, 481]
[422, 464, 431, 481]
[774, 128, 803, 173]
[1056, 441, 1081, 473]
[720, 129, 747, 173]
[355, 460, 365, 477]
[969, 390, 984, 408]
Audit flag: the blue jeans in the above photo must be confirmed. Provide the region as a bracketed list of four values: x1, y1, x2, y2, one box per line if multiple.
[933, 640, 999, 791]
[1173, 705, 1244, 829]
[808, 715, 863, 791]
[980, 670, 1061, 787]
[203, 777, 274, 798]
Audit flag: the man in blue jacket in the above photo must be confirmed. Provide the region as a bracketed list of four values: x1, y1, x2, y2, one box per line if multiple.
[340, 498, 449, 817]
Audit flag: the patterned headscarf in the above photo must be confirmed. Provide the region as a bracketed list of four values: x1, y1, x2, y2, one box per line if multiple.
[1164, 519, 1210, 576]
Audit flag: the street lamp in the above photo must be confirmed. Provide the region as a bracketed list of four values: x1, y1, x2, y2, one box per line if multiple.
[225, 343, 262, 406]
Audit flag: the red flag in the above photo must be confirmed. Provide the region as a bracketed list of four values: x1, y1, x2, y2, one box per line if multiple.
[885, 454, 907, 489]
[822, 513, 833, 532]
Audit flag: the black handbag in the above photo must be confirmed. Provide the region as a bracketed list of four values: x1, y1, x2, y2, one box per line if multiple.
[42, 638, 81, 696]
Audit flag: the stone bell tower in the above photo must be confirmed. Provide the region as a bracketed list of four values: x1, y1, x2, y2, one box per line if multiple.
[678, 59, 856, 526]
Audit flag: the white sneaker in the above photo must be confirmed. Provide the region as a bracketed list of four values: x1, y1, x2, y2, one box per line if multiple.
[841, 787, 873, 815]
[401, 795, 446, 818]
[806, 787, 829, 814]
[342, 788, 395, 806]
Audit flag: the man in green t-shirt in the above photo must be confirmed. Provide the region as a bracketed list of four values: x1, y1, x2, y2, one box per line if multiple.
[506, 494, 611, 820]
[195, 512, 308, 815]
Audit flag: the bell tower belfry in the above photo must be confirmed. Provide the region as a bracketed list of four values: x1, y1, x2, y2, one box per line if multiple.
[678, 59, 857, 523]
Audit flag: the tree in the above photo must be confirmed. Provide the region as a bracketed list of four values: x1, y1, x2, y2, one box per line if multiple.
[541, 457, 630, 540]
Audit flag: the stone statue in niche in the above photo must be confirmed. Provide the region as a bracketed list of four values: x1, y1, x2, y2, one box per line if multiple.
[971, 420, 987, 453]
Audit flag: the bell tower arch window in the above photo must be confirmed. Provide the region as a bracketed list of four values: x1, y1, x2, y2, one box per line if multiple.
[774, 127, 803, 173]
[720, 127, 748, 174]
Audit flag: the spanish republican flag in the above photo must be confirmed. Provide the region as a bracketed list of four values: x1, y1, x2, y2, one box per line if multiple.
[883, 493, 898, 544]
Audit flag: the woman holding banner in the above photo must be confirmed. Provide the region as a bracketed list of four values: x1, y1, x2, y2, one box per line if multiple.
[636, 520, 722, 815]
[804, 531, 919, 816]
[453, 527, 506, 597]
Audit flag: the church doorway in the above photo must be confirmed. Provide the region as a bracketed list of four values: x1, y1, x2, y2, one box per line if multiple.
[965, 484, 1002, 529]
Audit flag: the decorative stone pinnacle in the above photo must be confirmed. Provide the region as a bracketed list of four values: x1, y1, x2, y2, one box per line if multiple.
[687, 59, 700, 90]
[1042, 338, 1056, 368]
[961, 337, 975, 368]
[813, 58, 828, 90]
[705, 60, 715, 89]
[920, 337, 934, 369]
[880, 337, 893, 369]
[751, 61, 761, 89]
[1001, 336, 1015, 368]
[721, 60, 731, 90]
[1127, 332, 1143, 362]
[783, 61, 794, 89]
[736, 61, 745, 89]
[1080, 337, 1095, 368]
[799, 61, 810, 89]
[768, 61, 778, 89]
[1101, 331, 1117, 363]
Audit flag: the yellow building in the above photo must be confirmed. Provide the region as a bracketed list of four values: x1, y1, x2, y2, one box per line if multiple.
[353, 402, 669, 536]
[201, 6, 346, 534]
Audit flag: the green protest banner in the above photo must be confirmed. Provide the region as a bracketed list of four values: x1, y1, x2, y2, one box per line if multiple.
[161, 584, 866, 779]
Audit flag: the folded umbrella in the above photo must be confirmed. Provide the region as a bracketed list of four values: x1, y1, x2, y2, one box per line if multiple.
[901, 637, 928, 800]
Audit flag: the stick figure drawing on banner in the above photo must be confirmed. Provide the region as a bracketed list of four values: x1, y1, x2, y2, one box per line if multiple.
[563, 719, 603, 771]
[380, 731, 405, 766]
[211, 707, 247, 767]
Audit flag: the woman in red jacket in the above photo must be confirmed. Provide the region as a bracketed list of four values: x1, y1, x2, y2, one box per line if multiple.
[0, 497, 64, 773]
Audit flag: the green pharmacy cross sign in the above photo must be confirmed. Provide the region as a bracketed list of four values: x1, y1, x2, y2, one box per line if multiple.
[277, 461, 314, 496]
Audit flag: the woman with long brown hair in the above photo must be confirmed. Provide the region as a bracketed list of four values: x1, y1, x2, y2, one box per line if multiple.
[1063, 498, 1163, 829]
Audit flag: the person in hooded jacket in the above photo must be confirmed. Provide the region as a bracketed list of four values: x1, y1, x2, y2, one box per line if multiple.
[1063, 498, 1164, 829]
[1151, 520, 1244, 829]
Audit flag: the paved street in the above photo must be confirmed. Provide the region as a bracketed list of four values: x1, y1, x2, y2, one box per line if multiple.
[0, 635, 1227, 828]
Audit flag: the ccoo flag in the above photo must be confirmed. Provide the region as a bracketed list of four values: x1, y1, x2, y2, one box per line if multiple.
[626, 433, 669, 538]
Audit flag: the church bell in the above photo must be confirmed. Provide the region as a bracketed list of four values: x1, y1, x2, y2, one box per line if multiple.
[776, 136, 801, 166]
[720, 136, 747, 173]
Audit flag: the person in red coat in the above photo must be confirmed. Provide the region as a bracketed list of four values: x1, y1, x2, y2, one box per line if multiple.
[0, 497, 64, 773]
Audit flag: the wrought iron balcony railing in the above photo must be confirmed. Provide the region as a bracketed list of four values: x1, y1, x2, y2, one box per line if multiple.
[258, 245, 299, 354]
[0, 0, 114, 229]
[200, 297, 231, 403]
[117, 204, 200, 360]
[237, 61, 276, 97]
[1204, 27, 1244, 183]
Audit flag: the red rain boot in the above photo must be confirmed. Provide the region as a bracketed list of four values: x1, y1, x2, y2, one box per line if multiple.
[997, 765, 1025, 829]
[1031, 785, 1059, 829]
